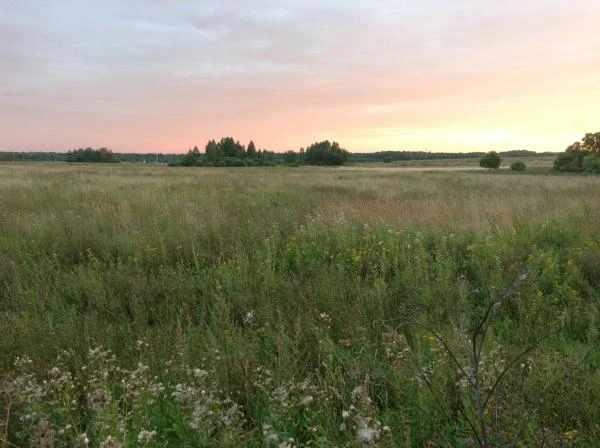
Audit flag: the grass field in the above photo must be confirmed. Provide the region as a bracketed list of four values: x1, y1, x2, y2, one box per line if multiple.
[1, 162, 600, 447]
[378, 155, 557, 169]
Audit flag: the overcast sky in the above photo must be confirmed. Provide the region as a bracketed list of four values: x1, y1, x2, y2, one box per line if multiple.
[2, 0, 599, 153]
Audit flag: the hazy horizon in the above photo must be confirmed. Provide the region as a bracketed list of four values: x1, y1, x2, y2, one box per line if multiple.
[2, 1, 599, 154]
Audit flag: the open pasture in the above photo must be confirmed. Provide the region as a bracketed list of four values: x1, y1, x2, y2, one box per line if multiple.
[1, 163, 600, 447]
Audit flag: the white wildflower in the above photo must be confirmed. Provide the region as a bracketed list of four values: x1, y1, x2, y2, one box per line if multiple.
[356, 427, 376, 444]
[299, 395, 313, 406]
[137, 429, 157, 444]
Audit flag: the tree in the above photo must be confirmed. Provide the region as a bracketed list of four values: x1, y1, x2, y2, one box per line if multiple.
[247, 140, 257, 158]
[581, 132, 600, 153]
[205, 140, 219, 163]
[479, 151, 501, 171]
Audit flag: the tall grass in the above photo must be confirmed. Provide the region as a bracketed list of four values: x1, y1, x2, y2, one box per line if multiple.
[1, 163, 600, 446]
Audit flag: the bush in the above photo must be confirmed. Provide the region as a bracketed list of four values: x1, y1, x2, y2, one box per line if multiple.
[583, 155, 600, 173]
[216, 157, 247, 167]
[553, 151, 585, 172]
[510, 161, 527, 171]
[553, 132, 600, 172]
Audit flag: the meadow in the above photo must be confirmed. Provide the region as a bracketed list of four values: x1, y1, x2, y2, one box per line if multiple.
[1, 162, 600, 447]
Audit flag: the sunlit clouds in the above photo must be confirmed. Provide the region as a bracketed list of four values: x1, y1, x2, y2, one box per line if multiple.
[2, 0, 599, 152]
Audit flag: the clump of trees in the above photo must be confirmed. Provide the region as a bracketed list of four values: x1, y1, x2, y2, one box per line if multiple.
[66, 147, 119, 163]
[176, 146, 203, 167]
[553, 132, 600, 173]
[206, 138, 275, 166]
[302, 141, 350, 166]
[479, 151, 502, 171]
[171, 139, 350, 167]
[277, 141, 349, 166]
[171, 138, 275, 167]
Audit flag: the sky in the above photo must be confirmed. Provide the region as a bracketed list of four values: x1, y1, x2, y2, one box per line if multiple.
[1, 0, 599, 154]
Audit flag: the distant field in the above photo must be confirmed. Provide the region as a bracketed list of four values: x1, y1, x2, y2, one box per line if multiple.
[367, 154, 557, 169]
[1, 163, 599, 447]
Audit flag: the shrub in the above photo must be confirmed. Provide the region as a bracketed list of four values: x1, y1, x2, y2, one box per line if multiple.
[583, 155, 600, 173]
[215, 157, 247, 167]
[553, 151, 585, 172]
[510, 161, 527, 171]
[553, 132, 600, 172]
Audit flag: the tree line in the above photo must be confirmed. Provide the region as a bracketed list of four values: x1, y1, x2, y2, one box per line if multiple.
[7, 138, 597, 173]
[353, 149, 552, 164]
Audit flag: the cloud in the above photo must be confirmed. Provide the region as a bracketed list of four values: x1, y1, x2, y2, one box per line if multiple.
[1, 0, 600, 152]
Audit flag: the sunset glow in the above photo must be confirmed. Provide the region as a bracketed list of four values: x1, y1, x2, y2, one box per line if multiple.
[2, 1, 599, 153]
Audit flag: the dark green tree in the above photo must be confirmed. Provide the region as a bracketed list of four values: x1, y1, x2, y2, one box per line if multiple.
[479, 151, 502, 171]
[205, 140, 220, 163]
[247, 140, 257, 158]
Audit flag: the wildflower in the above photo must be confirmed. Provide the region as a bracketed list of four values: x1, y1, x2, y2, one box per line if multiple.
[14, 355, 33, 369]
[319, 312, 332, 326]
[263, 424, 279, 444]
[356, 427, 376, 444]
[137, 429, 157, 444]
[243, 310, 256, 325]
[299, 395, 313, 406]
[220, 402, 240, 427]
[193, 368, 209, 379]
[564, 429, 577, 440]
[99, 435, 122, 448]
